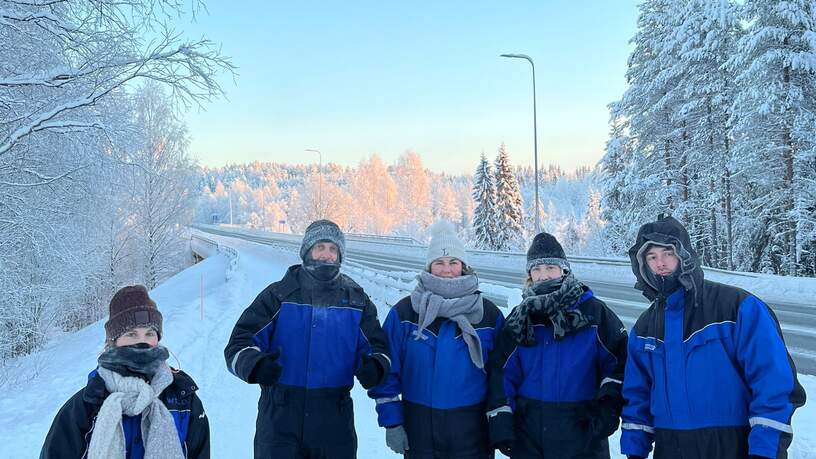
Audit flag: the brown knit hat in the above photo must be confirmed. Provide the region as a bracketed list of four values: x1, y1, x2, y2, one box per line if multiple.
[104, 285, 163, 342]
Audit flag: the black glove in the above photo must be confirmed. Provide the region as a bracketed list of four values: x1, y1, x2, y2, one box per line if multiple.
[495, 440, 512, 457]
[248, 347, 282, 386]
[488, 410, 514, 456]
[627, 456, 646, 459]
[355, 354, 384, 389]
[581, 396, 622, 441]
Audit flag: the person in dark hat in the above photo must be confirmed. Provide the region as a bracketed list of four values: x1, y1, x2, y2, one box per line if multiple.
[224, 219, 390, 458]
[41, 285, 210, 458]
[486, 232, 628, 458]
[620, 216, 805, 459]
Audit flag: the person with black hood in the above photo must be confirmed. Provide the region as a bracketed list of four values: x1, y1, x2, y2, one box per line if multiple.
[369, 220, 504, 458]
[224, 219, 390, 459]
[620, 215, 806, 459]
[41, 285, 210, 459]
[486, 232, 628, 459]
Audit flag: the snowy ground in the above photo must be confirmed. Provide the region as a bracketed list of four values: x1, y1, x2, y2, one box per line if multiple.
[0, 239, 813, 458]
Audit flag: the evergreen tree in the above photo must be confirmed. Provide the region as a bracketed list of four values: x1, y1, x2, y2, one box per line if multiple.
[730, 0, 816, 275]
[471, 153, 499, 250]
[493, 143, 526, 251]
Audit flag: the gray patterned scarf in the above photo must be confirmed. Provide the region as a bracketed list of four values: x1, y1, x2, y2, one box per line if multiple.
[411, 272, 486, 368]
[506, 273, 589, 346]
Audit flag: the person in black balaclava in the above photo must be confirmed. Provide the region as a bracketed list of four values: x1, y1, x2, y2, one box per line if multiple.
[224, 219, 391, 459]
[620, 216, 805, 459]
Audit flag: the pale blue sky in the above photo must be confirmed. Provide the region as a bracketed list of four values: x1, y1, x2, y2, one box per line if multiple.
[179, 1, 640, 173]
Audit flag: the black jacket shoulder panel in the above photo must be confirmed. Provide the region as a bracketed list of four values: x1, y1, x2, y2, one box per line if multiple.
[393, 296, 418, 322]
[81, 373, 107, 405]
[682, 279, 751, 339]
[575, 295, 608, 325]
[267, 265, 302, 302]
[479, 298, 502, 328]
[631, 302, 661, 339]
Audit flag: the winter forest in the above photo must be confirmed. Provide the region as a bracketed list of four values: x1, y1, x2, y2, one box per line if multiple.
[194, 148, 601, 254]
[600, 0, 816, 276]
[3, 0, 816, 365]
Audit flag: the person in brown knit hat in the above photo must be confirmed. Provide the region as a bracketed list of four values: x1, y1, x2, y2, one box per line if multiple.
[41, 285, 210, 458]
[105, 285, 163, 346]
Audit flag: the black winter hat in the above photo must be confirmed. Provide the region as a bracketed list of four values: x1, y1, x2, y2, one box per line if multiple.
[526, 232, 570, 273]
[300, 219, 346, 262]
[105, 285, 163, 343]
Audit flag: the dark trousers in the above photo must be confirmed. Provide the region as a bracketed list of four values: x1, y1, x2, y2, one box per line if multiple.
[511, 398, 610, 459]
[403, 400, 494, 459]
[254, 385, 357, 459]
[653, 426, 752, 459]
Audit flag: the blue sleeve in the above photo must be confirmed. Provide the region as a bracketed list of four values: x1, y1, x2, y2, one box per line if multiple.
[735, 296, 805, 458]
[367, 307, 405, 427]
[620, 334, 655, 458]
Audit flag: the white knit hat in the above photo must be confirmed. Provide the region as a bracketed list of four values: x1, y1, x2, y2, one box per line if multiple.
[426, 220, 468, 269]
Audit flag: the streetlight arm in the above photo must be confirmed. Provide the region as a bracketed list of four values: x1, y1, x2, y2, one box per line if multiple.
[500, 53, 541, 234]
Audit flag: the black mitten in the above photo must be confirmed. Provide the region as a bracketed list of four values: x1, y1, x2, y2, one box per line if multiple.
[488, 410, 514, 456]
[355, 354, 385, 389]
[248, 347, 282, 386]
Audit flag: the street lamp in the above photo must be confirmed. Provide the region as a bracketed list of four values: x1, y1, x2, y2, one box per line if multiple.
[500, 53, 541, 234]
[305, 148, 323, 217]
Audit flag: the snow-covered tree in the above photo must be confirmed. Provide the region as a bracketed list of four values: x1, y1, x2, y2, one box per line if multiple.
[123, 82, 195, 289]
[0, 0, 232, 362]
[471, 153, 499, 250]
[394, 151, 433, 238]
[729, 0, 816, 275]
[349, 154, 398, 235]
[432, 181, 462, 225]
[493, 143, 526, 250]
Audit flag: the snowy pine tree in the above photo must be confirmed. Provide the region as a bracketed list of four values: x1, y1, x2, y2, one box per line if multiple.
[471, 153, 500, 250]
[729, 0, 816, 275]
[493, 143, 526, 251]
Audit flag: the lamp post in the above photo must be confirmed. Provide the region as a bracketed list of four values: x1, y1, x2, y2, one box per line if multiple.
[500, 53, 541, 234]
[305, 148, 323, 217]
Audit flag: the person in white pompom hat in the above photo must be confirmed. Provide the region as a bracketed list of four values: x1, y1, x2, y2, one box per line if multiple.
[369, 220, 505, 458]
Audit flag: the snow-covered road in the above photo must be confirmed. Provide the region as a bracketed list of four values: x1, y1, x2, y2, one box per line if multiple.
[0, 238, 812, 458]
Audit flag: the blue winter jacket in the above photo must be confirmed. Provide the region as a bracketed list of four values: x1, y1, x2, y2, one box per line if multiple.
[620, 216, 805, 459]
[370, 295, 504, 432]
[488, 289, 627, 410]
[224, 265, 390, 391]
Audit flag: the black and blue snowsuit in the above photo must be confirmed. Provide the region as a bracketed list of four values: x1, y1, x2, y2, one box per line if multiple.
[369, 295, 504, 458]
[486, 288, 628, 459]
[224, 264, 390, 459]
[620, 216, 806, 459]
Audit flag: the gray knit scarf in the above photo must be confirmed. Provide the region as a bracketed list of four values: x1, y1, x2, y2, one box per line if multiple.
[411, 271, 485, 368]
[88, 363, 184, 459]
[506, 273, 589, 346]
